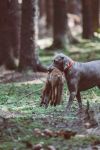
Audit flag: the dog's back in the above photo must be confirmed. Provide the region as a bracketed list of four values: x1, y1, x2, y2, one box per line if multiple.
[71, 60, 100, 91]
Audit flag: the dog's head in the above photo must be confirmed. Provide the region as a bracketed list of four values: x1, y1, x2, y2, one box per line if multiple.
[48, 53, 73, 72]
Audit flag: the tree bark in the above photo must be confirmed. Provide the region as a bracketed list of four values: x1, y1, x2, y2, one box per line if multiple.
[82, 0, 93, 39]
[92, 0, 99, 32]
[8, 0, 20, 59]
[67, 0, 81, 15]
[53, 0, 68, 49]
[19, 0, 47, 72]
[45, 0, 53, 29]
[39, 0, 45, 18]
[0, 0, 19, 69]
[82, 0, 99, 39]
[0, 0, 8, 65]
[45, 0, 77, 51]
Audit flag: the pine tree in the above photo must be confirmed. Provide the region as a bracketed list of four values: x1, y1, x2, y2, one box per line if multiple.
[19, 0, 47, 71]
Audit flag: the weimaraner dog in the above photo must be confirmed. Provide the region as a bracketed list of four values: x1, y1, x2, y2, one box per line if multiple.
[48, 53, 100, 112]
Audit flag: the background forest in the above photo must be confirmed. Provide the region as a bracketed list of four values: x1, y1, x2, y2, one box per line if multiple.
[0, 0, 100, 150]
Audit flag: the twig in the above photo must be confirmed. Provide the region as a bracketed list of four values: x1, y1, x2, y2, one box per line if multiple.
[20, 87, 43, 100]
[8, 128, 16, 142]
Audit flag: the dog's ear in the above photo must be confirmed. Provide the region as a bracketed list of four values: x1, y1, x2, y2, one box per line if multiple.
[63, 57, 68, 70]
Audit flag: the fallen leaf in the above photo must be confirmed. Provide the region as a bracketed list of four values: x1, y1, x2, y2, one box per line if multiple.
[34, 128, 42, 136]
[91, 146, 98, 150]
[92, 140, 100, 145]
[25, 141, 33, 148]
[33, 143, 43, 150]
[58, 130, 77, 139]
[47, 145, 56, 150]
[43, 129, 54, 137]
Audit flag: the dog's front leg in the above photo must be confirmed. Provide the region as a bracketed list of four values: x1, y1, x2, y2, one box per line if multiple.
[65, 79, 78, 113]
[76, 91, 82, 111]
[66, 91, 77, 112]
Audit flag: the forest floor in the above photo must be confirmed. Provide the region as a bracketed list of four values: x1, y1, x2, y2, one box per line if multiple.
[0, 39, 100, 150]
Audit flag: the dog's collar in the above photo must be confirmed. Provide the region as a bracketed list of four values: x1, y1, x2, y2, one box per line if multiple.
[64, 61, 75, 72]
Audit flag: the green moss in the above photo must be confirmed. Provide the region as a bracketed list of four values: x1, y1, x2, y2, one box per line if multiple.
[0, 39, 100, 149]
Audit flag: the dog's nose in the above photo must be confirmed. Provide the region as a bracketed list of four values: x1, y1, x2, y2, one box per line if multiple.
[47, 64, 55, 72]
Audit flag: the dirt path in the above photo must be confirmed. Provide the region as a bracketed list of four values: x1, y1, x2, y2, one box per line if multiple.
[0, 66, 47, 84]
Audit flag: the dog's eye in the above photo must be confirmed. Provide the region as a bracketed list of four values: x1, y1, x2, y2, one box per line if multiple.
[54, 60, 57, 63]
[61, 56, 64, 59]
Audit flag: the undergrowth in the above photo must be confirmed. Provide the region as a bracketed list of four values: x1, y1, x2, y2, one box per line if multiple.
[0, 83, 100, 150]
[0, 40, 100, 149]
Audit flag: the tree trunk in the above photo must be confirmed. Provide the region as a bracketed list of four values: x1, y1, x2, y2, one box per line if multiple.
[45, 0, 77, 51]
[0, 0, 19, 69]
[8, 0, 20, 59]
[92, 0, 99, 32]
[82, 0, 93, 38]
[0, 0, 8, 65]
[45, 0, 53, 29]
[82, 0, 99, 39]
[53, 0, 68, 49]
[67, 0, 81, 15]
[19, 0, 47, 72]
[39, 0, 45, 18]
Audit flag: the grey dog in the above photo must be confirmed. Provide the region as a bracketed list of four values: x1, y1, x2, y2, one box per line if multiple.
[48, 53, 100, 112]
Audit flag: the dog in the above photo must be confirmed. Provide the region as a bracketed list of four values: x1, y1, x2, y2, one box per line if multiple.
[48, 53, 100, 112]
[40, 67, 64, 108]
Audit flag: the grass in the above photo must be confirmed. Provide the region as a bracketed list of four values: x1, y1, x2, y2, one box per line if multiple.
[0, 83, 100, 150]
[39, 39, 100, 69]
[0, 39, 100, 149]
